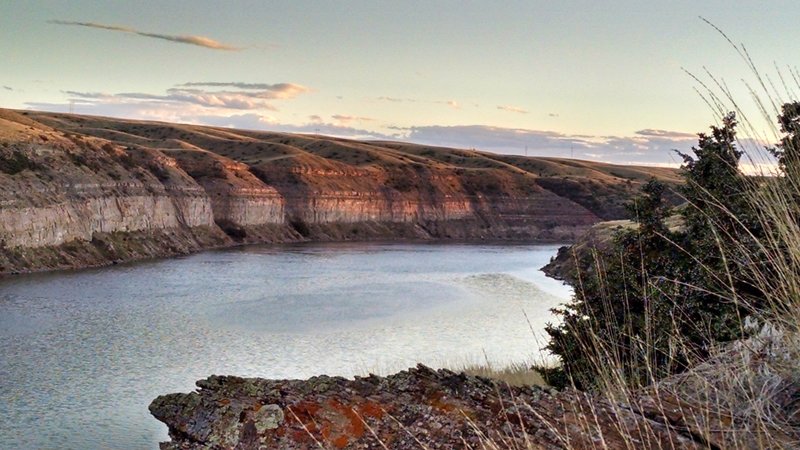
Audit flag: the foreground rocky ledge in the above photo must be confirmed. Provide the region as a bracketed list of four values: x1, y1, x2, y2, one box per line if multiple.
[151, 364, 744, 449]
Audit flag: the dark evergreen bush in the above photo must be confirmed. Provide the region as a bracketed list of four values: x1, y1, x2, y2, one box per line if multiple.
[545, 112, 772, 389]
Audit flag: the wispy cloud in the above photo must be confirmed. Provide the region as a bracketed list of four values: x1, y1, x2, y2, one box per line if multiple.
[49, 20, 241, 51]
[2, 86, 12, 91]
[634, 128, 696, 139]
[194, 114, 393, 140]
[404, 125, 585, 153]
[400, 124, 698, 165]
[178, 82, 309, 98]
[49, 20, 132, 32]
[377, 96, 419, 103]
[379, 97, 469, 109]
[433, 100, 460, 109]
[61, 81, 310, 111]
[497, 105, 529, 114]
[332, 114, 374, 123]
[65, 89, 275, 110]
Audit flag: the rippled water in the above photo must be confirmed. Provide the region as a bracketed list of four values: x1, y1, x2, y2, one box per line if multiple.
[0, 242, 570, 449]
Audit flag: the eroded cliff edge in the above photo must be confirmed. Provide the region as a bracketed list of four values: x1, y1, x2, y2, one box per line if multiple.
[0, 109, 681, 274]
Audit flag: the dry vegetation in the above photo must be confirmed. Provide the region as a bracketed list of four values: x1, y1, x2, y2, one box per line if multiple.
[459, 362, 547, 387]
[530, 181, 800, 449]
[8, 108, 680, 222]
[513, 46, 800, 448]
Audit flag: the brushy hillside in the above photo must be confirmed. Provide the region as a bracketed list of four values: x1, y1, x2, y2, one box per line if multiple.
[0, 108, 682, 274]
[11, 109, 681, 220]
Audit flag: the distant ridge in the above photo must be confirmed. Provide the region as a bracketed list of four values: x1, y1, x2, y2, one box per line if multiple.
[0, 109, 681, 274]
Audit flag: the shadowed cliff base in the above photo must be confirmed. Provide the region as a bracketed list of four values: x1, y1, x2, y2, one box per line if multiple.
[0, 109, 680, 274]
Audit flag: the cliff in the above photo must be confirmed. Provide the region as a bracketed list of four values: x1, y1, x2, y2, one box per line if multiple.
[0, 108, 681, 274]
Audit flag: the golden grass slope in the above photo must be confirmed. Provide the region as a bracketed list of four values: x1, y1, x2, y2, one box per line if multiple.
[6, 109, 681, 221]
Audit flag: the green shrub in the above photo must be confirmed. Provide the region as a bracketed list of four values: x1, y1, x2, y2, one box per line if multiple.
[0, 150, 40, 175]
[545, 113, 770, 388]
[147, 162, 171, 182]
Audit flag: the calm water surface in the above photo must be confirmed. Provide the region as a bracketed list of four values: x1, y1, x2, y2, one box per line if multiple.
[0, 242, 571, 449]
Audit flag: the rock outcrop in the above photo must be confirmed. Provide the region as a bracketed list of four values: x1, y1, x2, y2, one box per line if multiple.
[0, 109, 682, 274]
[148, 365, 715, 449]
[152, 328, 800, 449]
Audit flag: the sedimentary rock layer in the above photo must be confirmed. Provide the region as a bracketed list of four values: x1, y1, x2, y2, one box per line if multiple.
[0, 108, 681, 273]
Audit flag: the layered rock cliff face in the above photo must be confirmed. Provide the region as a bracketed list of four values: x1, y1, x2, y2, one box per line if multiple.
[0, 109, 681, 274]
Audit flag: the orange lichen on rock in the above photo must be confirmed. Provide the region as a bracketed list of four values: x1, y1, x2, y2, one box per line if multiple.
[288, 401, 322, 422]
[357, 400, 385, 419]
[327, 398, 367, 438]
[332, 434, 349, 449]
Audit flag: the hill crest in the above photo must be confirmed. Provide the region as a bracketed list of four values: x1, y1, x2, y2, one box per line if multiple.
[0, 109, 680, 273]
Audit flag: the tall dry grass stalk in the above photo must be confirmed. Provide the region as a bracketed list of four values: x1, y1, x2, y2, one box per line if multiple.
[478, 27, 800, 449]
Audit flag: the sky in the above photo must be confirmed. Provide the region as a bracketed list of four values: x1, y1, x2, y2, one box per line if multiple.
[2, 1, 800, 166]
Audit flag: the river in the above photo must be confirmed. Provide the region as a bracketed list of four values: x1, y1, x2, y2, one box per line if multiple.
[0, 242, 571, 449]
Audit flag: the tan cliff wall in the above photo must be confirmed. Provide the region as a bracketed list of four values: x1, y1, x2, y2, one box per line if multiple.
[165, 149, 286, 229]
[0, 109, 681, 274]
[284, 193, 474, 224]
[0, 194, 213, 248]
[210, 191, 285, 226]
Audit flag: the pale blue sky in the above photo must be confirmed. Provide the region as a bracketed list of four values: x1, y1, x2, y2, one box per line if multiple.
[2, 1, 799, 164]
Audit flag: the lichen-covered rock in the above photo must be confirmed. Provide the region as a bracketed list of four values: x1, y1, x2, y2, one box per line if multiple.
[150, 365, 720, 449]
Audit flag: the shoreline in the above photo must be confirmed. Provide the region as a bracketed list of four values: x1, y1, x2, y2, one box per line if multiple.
[0, 234, 572, 278]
